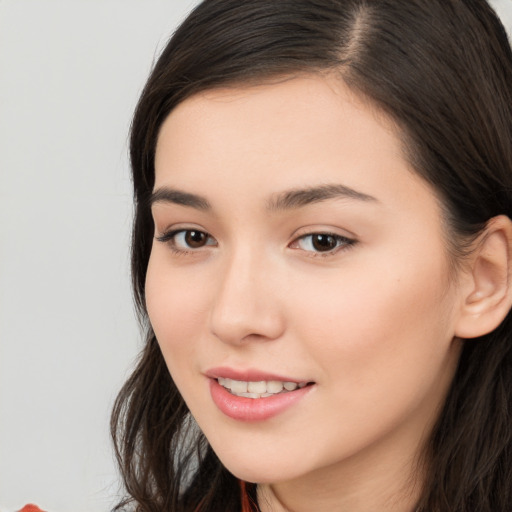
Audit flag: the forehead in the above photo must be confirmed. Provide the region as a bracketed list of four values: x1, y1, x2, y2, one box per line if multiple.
[154, 75, 433, 213]
[156, 75, 400, 157]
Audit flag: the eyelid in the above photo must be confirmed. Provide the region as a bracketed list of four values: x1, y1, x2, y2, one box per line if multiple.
[289, 230, 357, 257]
[154, 224, 356, 257]
[155, 222, 211, 241]
[155, 227, 217, 253]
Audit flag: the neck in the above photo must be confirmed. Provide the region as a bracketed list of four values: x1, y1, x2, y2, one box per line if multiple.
[255, 431, 425, 512]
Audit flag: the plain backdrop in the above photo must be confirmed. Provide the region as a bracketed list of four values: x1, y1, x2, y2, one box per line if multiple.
[0, 1, 511, 511]
[0, 1, 199, 510]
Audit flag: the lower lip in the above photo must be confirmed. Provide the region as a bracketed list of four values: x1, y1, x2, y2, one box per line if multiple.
[209, 378, 313, 422]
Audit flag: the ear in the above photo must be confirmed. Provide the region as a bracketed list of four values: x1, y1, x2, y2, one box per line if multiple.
[455, 215, 512, 339]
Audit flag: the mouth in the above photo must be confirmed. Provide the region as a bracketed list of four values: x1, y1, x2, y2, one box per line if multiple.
[217, 377, 311, 399]
[205, 367, 316, 421]
[205, 368, 316, 420]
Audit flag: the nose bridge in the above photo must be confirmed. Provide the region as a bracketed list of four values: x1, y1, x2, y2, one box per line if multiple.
[209, 242, 284, 345]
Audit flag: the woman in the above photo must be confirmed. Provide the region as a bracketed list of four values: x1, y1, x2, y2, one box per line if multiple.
[111, 0, 512, 510]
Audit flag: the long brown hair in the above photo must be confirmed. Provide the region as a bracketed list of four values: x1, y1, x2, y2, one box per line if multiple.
[111, 1, 512, 510]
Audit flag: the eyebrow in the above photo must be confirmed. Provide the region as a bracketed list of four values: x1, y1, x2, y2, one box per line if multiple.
[149, 183, 377, 212]
[267, 183, 378, 210]
[149, 187, 211, 210]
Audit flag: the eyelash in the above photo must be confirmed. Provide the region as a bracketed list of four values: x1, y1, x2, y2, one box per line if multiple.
[155, 229, 356, 258]
[290, 232, 356, 257]
[155, 229, 217, 256]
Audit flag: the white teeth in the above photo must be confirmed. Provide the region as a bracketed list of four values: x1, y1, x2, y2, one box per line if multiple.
[238, 392, 261, 399]
[230, 379, 248, 393]
[267, 380, 284, 393]
[247, 381, 267, 393]
[218, 378, 308, 398]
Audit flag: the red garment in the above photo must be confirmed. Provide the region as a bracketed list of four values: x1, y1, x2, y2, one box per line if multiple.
[18, 485, 251, 512]
[240, 481, 258, 512]
[19, 505, 45, 512]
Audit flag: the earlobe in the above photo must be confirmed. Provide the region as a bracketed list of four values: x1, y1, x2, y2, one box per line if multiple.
[455, 215, 512, 339]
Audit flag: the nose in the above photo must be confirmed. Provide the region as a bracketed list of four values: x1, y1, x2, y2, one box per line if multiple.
[209, 247, 285, 345]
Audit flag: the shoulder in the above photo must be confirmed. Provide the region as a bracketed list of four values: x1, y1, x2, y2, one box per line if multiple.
[18, 506, 46, 512]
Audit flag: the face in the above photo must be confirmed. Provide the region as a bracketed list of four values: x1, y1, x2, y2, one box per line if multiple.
[146, 76, 463, 491]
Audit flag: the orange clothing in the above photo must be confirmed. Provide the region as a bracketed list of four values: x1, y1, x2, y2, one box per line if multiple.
[19, 506, 45, 512]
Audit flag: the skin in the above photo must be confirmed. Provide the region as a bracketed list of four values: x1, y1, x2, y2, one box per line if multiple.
[146, 75, 466, 512]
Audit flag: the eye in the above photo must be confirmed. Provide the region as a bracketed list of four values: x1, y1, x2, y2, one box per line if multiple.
[291, 232, 355, 255]
[156, 229, 217, 252]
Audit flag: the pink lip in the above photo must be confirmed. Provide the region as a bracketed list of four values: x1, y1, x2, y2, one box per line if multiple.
[205, 366, 308, 383]
[206, 367, 314, 422]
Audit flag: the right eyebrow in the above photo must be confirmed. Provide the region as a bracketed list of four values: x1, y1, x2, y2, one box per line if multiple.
[149, 187, 211, 211]
[267, 183, 378, 211]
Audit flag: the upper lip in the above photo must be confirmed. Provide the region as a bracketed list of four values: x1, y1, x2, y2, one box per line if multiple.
[205, 366, 312, 383]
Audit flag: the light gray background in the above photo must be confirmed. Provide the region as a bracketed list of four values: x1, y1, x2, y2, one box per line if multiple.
[1, 1, 511, 511]
[0, 1, 198, 510]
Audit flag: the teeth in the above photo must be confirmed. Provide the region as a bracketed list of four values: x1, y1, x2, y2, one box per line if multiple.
[247, 381, 266, 393]
[267, 380, 284, 393]
[230, 379, 248, 393]
[218, 377, 230, 387]
[218, 378, 308, 398]
[238, 392, 261, 398]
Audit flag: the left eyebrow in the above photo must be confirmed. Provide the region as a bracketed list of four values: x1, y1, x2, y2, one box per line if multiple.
[267, 183, 378, 211]
[149, 187, 211, 211]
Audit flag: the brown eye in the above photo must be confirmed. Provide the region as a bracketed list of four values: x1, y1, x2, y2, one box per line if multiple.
[311, 234, 338, 252]
[184, 230, 208, 248]
[155, 229, 217, 252]
[292, 232, 355, 255]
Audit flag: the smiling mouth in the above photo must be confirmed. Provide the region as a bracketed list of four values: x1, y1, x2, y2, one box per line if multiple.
[217, 377, 312, 399]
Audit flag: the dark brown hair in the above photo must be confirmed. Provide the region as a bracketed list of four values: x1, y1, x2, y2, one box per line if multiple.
[111, 1, 512, 510]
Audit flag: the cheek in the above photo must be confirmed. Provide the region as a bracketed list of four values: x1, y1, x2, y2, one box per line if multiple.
[145, 250, 212, 372]
[290, 249, 456, 388]
[279, 252, 459, 463]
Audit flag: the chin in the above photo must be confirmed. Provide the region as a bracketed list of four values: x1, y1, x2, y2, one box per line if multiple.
[212, 448, 305, 484]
